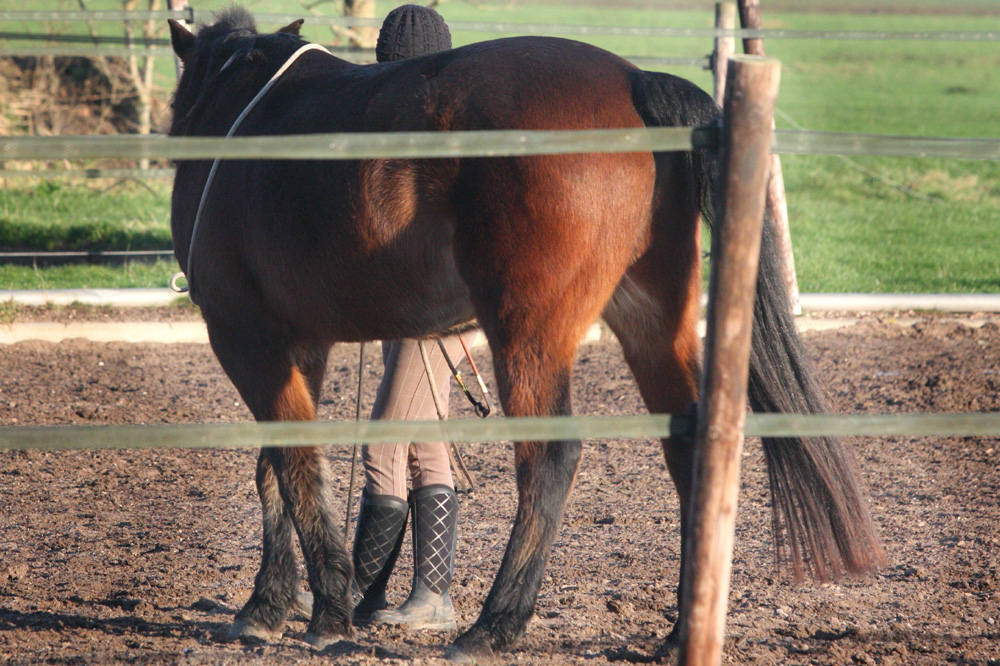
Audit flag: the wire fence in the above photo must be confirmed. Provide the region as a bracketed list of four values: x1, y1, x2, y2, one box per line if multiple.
[0, 43, 707, 68]
[2, 9, 999, 42]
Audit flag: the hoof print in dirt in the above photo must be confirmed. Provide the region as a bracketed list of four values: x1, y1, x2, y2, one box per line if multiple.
[191, 596, 234, 614]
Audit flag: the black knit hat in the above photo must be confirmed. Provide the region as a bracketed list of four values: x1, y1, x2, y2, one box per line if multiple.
[376, 4, 452, 63]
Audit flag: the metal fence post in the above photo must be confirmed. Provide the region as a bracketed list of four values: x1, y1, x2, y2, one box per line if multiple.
[677, 54, 781, 666]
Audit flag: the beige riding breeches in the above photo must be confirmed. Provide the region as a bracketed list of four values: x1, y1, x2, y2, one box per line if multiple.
[362, 330, 479, 498]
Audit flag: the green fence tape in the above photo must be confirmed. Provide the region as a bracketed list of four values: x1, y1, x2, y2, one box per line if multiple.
[0, 168, 174, 179]
[5, 128, 999, 163]
[0, 414, 690, 452]
[0, 127, 711, 161]
[747, 412, 1000, 438]
[774, 129, 1000, 160]
[1, 413, 998, 453]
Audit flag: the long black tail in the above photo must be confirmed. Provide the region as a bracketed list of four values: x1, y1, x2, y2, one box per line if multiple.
[630, 68, 885, 581]
[747, 218, 885, 580]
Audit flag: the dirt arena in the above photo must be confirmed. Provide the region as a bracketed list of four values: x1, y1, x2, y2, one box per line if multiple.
[1, 308, 998, 665]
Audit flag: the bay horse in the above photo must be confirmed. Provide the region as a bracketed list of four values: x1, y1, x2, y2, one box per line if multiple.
[167, 9, 884, 661]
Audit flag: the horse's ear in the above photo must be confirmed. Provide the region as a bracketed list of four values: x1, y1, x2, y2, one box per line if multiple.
[277, 19, 305, 35]
[168, 19, 195, 63]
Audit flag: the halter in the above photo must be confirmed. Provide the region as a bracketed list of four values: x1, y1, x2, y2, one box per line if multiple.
[170, 42, 331, 303]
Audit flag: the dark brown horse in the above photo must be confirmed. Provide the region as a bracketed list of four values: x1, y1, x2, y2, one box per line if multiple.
[167, 9, 883, 661]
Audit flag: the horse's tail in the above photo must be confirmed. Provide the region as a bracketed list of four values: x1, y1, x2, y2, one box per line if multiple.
[629, 68, 885, 582]
[745, 214, 886, 581]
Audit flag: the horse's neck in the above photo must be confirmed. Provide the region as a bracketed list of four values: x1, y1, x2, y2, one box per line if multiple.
[175, 44, 350, 137]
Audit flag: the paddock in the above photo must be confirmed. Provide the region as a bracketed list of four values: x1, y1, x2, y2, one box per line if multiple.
[1, 309, 997, 665]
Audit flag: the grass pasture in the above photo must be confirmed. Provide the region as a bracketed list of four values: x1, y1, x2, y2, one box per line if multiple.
[1, 0, 998, 293]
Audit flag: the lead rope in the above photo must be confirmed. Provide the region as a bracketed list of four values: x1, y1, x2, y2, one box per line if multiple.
[457, 333, 494, 416]
[344, 341, 366, 538]
[435, 338, 492, 418]
[417, 339, 478, 492]
[170, 42, 331, 302]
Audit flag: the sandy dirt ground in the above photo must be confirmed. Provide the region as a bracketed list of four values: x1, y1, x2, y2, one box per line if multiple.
[1, 308, 998, 665]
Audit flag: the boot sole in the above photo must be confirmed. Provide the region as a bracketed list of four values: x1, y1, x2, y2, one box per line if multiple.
[374, 611, 457, 631]
[380, 618, 458, 631]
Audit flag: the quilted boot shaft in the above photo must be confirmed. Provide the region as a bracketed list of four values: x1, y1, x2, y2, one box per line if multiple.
[374, 484, 458, 630]
[351, 491, 408, 621]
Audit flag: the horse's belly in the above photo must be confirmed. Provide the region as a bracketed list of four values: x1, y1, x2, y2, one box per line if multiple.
[348, 271, 475, 341]
[268, 247, 475, 344]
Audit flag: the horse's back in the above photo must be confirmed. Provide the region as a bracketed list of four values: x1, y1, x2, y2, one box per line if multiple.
[266, 37, 648, 134]
[417, 37, 645, 132]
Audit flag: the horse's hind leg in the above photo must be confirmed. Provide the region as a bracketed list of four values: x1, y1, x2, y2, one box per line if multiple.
[602, 179, 703, 644]
[447, 162, 652, 660]
[206, 321, 351, 646]
[449, 329, 583, 662]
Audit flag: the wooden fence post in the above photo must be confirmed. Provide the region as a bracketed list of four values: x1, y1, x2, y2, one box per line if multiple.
[736, 0, 801, 314]
[712, 3, 737, 107]
[677, 54, 781, 666]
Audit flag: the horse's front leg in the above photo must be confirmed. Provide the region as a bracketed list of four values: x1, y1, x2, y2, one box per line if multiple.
[208, 323, 352, 646]
[229, 450, 299, 641]
[448, 349, 582, 662]
[265, 445, 354, 646]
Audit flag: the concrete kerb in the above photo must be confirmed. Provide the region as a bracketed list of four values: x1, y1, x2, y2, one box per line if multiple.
[1, 288, 183, 308]
[2, 288, 999, 345]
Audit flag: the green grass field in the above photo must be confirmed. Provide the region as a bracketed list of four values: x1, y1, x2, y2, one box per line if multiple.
[1, 0, 998, 292]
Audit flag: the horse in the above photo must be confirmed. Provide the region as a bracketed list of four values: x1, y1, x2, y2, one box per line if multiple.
[166, 8, 884, 661]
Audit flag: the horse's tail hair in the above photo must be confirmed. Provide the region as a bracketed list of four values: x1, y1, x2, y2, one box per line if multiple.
[629, 68, 885, 582]
[746, 216, 886, 581]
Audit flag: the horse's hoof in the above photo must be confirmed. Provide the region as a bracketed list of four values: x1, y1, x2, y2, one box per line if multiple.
[653, 639, 677, 663]
[446, 631, 496, 664]
[305, 631, 344, 651]
[445, 644, 495, 664]
[652, 626, 680, 663]
[228, 618, 283, 643]
[290, 590, 313, 619]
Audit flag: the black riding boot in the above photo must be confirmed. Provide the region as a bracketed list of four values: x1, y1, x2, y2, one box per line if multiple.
[374, 484, 458, 630]
[351, 490, 409, 623]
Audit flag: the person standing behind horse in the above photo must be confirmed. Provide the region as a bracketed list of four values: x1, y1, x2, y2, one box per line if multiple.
[350, 4, 469, 632]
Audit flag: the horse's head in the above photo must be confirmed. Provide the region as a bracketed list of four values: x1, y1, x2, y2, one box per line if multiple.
[167, 7, 307, 136]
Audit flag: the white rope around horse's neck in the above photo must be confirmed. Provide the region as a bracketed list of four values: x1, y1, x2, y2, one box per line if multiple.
[170, 42, 331, 301]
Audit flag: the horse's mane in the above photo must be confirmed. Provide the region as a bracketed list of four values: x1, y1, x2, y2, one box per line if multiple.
[170, 7, 283, 136]
[201, 6, 257, 37]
